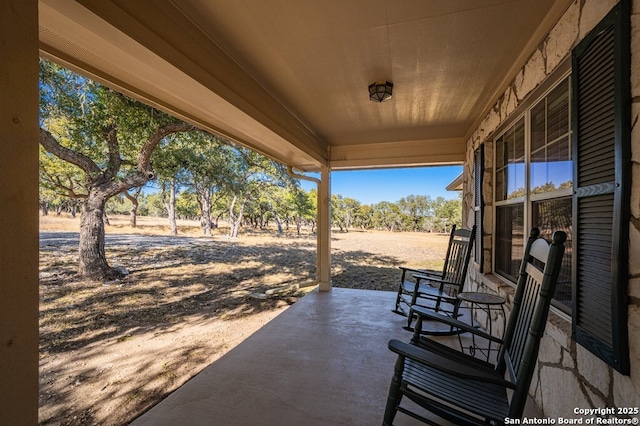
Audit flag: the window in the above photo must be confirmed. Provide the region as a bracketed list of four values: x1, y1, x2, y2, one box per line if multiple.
[530, 79, 572, 194]
[495, 118, 525, 202]
[493, 81, 573, 313]
[531, 197, 572, 310]
[495, 204, 524, 281]
[491, 0, 630, 374]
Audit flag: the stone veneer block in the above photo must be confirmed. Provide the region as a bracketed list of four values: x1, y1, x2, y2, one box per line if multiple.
[562, 349, 576, 369]
[632, 128, 640, 171]
[627, 304, 640, 358]
[630, 223, 640, 277]
[539, 366, 590, 418]
[577, 344, 611, 393]
[629, 277, 640, 300]
[632, 103, 640, 162]
[500, 86, 518, 120]
[632, 14, 640, 95]
[613, 309, 640, 406]
[545, 313, 572, 348]
[533, 382, 543, 409]
[613, 372, 640, 413]
[613, 304, 640, 404]
[632, 105, 639, 221]
[515, 49, 546, 101]
[579, 0, 620, 40]
[538, 335, 562, 364]
[545, 0, 580, 73]
[584, 388, 607, 413]
[633, 103, 640, 159]
[482, 215, 492, 234]
[484, 107, 500, 137]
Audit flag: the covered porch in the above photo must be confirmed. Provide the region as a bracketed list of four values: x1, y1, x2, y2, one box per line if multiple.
[130, 288, 540, 425]
[1, 0, 639, 423]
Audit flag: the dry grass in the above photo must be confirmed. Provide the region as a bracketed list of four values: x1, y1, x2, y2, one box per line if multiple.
[38, 214, 449, 425]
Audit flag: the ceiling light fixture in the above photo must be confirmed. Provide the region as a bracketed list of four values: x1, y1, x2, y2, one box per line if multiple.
[368, 80, 393, 103]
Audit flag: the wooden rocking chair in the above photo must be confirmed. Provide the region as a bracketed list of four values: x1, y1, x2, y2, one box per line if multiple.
[393, 225, 476, 331]
[383, 228, 566, 425]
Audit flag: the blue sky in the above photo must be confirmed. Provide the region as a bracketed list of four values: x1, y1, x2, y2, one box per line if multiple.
[298, 166, 463, 205]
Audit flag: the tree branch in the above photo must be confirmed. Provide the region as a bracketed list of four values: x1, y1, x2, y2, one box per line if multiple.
[137, 122, 196, 179]
[104, 125, 122, 179]
[42, 169, 87, 199]
[39, 128, 102, 177]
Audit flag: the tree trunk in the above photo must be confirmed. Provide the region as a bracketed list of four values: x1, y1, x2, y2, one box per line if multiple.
[123, 188, 141, 227]
[229, 194, 247, 238]
[130, 203, 137, 227]
[214, 212, 223, 229]
[199, 187, 212, 237]
[295, 217, 302, 236]
[163, 179, 178, 236]
[40, 122, 195, 283]
[78, 189, 123, 281]
[274, 214, 283, 235]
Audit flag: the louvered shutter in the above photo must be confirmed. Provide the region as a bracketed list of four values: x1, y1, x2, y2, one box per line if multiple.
[473, 146, 484, 271]
[571, 0, 630, 375]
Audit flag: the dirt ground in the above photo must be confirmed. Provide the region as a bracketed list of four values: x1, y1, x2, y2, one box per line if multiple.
[38, 215, 449, 425]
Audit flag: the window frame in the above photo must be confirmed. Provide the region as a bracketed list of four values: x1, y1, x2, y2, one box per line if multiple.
[492, 74, 573, 314]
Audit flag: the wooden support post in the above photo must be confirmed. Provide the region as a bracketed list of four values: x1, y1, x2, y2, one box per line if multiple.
[317, 166, 332, 291]
[0, 0, 40, 422]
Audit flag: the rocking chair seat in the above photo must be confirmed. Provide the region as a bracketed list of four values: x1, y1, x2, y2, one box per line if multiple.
[400, 279, 458, 306]
[389, 339, 512, 425]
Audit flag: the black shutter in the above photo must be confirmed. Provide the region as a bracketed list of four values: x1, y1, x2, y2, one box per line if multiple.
[473, 146, 484, 271]
[571, 0, 630, 375]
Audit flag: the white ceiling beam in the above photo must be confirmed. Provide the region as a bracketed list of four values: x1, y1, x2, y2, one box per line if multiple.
[329, 138, 465, 170]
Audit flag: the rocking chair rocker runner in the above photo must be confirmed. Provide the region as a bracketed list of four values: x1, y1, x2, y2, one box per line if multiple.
[393, 225, 476, 331]
[383, 228, 566, 426]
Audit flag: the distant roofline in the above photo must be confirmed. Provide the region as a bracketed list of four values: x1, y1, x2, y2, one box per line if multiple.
[446, 173, 463, 191]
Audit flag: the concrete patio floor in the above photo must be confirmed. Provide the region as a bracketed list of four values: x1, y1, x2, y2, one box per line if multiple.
[130, 288, 539, 425]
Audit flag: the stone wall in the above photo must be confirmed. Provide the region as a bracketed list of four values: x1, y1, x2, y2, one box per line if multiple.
[462, 0, 640, 417]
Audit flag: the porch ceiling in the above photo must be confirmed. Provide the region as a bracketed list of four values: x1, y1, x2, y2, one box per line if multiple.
[38, 0, 572, 171]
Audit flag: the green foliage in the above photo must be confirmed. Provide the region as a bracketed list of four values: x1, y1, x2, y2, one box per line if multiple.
[144, 192, 167, 217]
[39, 58, 193, 204]
[331, 194, 361, 232]
[39, 58, 461, 236]
[175, 190, 199, 219]
[397, 195, 433, 231]
[105, 195, 131, 215]
[431, 194, 462, 232]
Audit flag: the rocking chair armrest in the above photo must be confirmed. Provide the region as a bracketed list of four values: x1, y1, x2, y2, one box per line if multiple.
[388, 339, 515, 388]
[412, 274, 461, 296]
[399, 266, 442, 278]
[412, 305, 503, 345]
[412, 274, 457, 287]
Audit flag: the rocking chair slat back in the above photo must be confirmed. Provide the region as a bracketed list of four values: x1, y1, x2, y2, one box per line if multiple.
[498, 230, 566, 417]
[394, 225, 476, 322]
[384, 228, 566, 425]
[442, 240, 467, 284]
